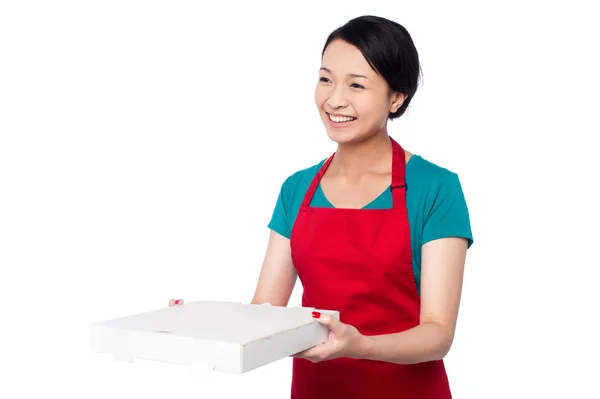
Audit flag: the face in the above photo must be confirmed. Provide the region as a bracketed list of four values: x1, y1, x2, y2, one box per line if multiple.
[315, 39, 406, 144]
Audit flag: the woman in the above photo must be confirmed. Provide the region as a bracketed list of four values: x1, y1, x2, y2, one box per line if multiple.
[170, 15, 473, 399]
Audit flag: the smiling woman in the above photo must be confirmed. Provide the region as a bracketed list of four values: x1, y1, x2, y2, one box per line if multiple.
[171, 15, 473, 399]
[315, 25, 419, 144]
[258, 16, 473, 399]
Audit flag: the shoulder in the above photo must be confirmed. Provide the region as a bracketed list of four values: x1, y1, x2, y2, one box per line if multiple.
[406, 154, 467, 202]
[407, 154, 461, 185]
[279, 158, 326, 197]
[408, 154, 473, 247]
[268, 158, 327, 238]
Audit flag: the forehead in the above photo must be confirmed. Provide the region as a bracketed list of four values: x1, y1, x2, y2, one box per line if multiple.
[321, 39, 374, 76]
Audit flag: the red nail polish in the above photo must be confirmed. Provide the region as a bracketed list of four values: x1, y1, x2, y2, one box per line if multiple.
[175, 300, 182, 304]
[312, 311, 321, 318]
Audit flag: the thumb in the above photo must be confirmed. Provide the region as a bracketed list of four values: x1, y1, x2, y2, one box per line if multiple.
[312, 311, 344, 334]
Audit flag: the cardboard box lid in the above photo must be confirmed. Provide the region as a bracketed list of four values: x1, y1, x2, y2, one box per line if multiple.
[92, 300, 336, 345]
[90, 300, 340, 374]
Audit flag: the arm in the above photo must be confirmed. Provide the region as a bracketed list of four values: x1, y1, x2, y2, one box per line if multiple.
[358, 237, 468, 364]
[250, 229, 297, 307]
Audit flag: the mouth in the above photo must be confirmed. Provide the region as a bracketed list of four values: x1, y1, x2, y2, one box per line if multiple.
[326, 112, 357, 126]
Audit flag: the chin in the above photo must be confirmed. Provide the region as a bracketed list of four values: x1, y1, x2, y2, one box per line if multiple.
[325, 129, 358, 144]
[325, 125, 378, 147]
[321, 120, 359, 145]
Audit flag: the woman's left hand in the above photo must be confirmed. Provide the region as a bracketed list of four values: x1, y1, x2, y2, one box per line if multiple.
[294, 311, 371, 362]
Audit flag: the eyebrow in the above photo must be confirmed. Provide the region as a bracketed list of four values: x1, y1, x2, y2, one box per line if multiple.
[320, 67, 368, 79]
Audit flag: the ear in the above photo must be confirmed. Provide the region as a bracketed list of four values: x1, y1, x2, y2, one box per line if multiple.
[390, 92, 407, 114]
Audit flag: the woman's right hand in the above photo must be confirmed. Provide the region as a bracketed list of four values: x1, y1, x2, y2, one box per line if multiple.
[168, 299, 184, 306]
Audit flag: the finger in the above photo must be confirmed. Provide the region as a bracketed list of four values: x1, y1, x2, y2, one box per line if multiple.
[295, 345, 329, 362]
[168, 299, 184, 306]
[293, 348, 309, 358]
[312, 312, 344, 334]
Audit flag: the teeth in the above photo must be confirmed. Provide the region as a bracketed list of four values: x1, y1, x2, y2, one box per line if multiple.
[329, 114, 356, 123]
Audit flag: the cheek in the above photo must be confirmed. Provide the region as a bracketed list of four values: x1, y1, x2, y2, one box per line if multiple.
[357, 96, 389, 121]
[314, 87, 327, 107]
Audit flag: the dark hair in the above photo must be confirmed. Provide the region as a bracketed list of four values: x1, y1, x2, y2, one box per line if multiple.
[322, 15, 422, 119]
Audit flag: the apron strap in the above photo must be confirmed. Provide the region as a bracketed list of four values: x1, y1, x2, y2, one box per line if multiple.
[390, 138, 408, 209]
[301, 137, 407, 209]
[301, 154, 334, 207]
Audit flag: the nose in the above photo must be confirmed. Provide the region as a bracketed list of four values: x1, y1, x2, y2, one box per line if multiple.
[326, 85, 348, 109]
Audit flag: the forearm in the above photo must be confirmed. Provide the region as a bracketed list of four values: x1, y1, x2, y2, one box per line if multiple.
[357, 321, 453, 364]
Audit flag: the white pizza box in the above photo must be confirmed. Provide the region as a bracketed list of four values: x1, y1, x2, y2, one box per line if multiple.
[89, 300, 339, 374]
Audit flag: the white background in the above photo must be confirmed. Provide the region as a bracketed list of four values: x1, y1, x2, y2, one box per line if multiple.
[1, 1, 599, 397]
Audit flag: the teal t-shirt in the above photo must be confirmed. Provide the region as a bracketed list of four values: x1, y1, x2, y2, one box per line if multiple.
[268, 154, 474, 295]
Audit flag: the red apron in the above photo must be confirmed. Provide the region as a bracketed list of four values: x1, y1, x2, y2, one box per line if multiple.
[289, 138, 452, 398]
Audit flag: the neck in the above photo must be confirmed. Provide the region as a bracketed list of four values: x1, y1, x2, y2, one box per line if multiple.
[329, 132, 393, 181]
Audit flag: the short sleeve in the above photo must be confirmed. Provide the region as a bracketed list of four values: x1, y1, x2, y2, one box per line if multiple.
[422, 173, 474, 248]
[267, 180, 292, 239]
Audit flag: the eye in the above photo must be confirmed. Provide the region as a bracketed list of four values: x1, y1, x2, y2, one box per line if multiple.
[319, 77, 331, 83]
[350, 83, 365, 89]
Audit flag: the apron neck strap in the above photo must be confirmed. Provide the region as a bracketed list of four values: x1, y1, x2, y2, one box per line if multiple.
[389, 137, 408, 209]
[302, 137, 407, 208]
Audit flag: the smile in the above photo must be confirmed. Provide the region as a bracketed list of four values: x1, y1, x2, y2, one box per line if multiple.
[327, 113, 357, 124]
